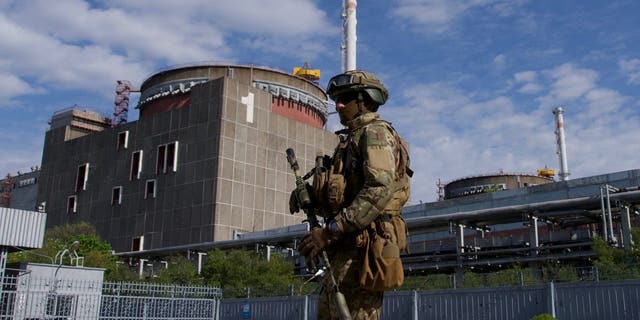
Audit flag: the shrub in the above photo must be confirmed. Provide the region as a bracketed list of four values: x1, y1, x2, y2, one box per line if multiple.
[530, 313, 556, 320]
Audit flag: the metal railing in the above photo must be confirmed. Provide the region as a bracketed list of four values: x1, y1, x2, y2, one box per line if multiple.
[0, 273, 222, 319]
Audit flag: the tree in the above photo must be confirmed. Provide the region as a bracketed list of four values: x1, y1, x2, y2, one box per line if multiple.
[591, 228, 640, 280]
[530, 314, 556, 320]
[108, 262, 139, 282]
[8, 222, 119, 279]
[154, 255, 201, 285]
[201, 249, 298, 297]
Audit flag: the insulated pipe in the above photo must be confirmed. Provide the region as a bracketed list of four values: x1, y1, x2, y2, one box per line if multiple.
[113, 190, 640, 258]
[600, 187, 609, 242]
[407, 189, 640, 233]
[553, 107, 570, 181]
[341, 0, 357, 72]
[529, 216, 539, 257]
[620, 204, 632, 250]
[605, 186, 616, 243]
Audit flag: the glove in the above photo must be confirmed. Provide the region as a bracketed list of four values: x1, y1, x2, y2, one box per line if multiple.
[289, 190, 300, 214]
[288, 183, 314, 214]
[299, 227, 337, 262]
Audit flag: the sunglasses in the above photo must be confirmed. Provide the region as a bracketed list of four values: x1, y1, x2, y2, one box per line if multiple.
[334, 92, 360, 104]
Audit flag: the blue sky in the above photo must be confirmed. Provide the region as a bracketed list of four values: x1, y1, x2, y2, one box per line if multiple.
[1, 0, 639, 203]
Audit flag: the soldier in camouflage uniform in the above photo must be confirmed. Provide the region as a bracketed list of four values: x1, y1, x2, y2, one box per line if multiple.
[293, 70, 412, 320]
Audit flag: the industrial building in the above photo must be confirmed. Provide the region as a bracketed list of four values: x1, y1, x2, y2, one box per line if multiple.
[0, 169, 40, 211]
[403, 169, 640, 274]
[37, 64, 337, 253]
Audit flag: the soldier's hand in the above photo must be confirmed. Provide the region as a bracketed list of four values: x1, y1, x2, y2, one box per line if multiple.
[299, 228, 335, 262]
[289, 190, 300, 214]
[288, 183, 314, 214]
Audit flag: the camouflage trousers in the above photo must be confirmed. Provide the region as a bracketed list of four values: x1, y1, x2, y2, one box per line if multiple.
[317, 249, 383, 320]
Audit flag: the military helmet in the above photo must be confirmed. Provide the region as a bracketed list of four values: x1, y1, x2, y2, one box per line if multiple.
[326, 70, 389, 106]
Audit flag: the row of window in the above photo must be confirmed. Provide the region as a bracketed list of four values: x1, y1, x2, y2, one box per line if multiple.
[74, 141, 179, 192]
[129, 142, 178, 180]
[67, 179, 159, 214]
[117, 130, 178, 176]
[67, 138, 179, 213]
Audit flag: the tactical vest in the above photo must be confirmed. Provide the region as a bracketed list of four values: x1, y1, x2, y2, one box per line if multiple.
[312, 119, 412, 222]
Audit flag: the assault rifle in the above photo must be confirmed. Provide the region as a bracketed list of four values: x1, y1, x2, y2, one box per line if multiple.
[286, 148, 351, 320]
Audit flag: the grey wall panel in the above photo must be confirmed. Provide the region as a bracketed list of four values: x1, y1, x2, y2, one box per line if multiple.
[382, 291, 414, 320]
[221, 296, 309, 320]
[217, 281, 640, 320]
[555, 280, 640, 320]
[0, 207, 46, 248]
[411, 286, 546, 320]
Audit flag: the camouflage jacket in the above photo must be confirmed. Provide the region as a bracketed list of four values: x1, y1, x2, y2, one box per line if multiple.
[332, 112, 411, 233]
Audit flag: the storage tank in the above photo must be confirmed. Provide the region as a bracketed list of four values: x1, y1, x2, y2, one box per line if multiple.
[444, 173, 554, 199]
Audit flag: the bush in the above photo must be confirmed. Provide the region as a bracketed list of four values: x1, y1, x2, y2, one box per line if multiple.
[530, 313, 556, 320]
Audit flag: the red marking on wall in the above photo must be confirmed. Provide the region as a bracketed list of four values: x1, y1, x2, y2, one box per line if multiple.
[271, 96, 325, 128]
[140, 95, 191, 119]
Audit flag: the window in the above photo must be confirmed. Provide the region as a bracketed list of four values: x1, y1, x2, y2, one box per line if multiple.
[18, 177, 36, 187]
[130, 150, 143, 180]
[132, 236, 144, 251]
[67, 195, 77, 214]
[156, 141, 179, 174]
[117, 131, 129, 150]
[145, 179, 156, 199]
[75, 163, 89, 191]
[112, 186, 122, 205]
[156, 145, 165, 174]
[46, 294, 75, 318]
[166, 142, 177, 171]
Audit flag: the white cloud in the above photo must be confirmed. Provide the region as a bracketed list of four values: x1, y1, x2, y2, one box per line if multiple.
[538, 63, 598, 106]
[493, 54, 506, 68]
[514, 71, 537, 83]
[0, 0, 335, 102]
[0, 15, 150, 98]
[384, 81, 555, 202]
[384, 61, 639, 202]
[391, 0, 523, 34]
[0, 72, 39, 104]
[391, 0, 489, 34]
[618, 58, 640, 85]
[583, 88, 627, 115]
[513, 71, 543, 94]
[518, 83, 543, 94]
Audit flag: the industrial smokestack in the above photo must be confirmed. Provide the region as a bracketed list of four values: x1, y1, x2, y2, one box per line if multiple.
[341, 0, 357, 72]
[553, 107, 570, 181]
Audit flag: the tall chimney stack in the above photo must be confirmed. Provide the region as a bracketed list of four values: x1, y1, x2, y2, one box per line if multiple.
[553, 107, 570, 181]
[341, 0, 357, 72]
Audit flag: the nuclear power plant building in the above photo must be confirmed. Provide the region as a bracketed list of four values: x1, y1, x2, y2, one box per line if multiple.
[37, 64, 337, 253]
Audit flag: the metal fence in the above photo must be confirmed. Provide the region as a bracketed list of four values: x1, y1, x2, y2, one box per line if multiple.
[0, 274, 222, 319]
[220, 280, 640, 320]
